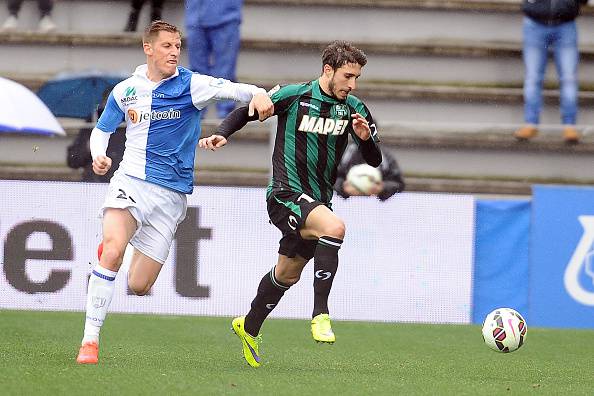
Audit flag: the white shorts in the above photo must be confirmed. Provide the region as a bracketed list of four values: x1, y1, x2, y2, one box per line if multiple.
[100, 171, 188, 265]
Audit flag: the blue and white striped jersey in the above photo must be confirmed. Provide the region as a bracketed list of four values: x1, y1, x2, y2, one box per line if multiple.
[95, 64, 264, 194]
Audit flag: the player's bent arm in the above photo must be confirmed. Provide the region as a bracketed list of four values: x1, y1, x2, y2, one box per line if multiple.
[358, 138, 382, 168]
[352, 118, 382, 167]
[218, 106, 259, 139]
[190, 75, 273, 119]
[89, 127, 112, 160]
[215, 81, 267, 104]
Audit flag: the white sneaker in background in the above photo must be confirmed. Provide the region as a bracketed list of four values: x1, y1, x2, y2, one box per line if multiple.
[38, 15, 57, 33]
[1, 15, 18, 32]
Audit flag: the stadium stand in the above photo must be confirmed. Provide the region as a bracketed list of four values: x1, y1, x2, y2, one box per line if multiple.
[1, 0, 594, 194]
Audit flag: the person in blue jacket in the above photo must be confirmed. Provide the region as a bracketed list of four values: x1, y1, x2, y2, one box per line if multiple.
[185, 0, 243, 119]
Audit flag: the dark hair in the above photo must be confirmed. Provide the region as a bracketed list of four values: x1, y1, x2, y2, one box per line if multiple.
[143, 20, 181, 43]
[321, 40, 367, 71]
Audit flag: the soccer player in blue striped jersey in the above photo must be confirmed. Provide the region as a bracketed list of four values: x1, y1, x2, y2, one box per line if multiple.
[76, 20, 273, 364]
[200, 41, 382, 367]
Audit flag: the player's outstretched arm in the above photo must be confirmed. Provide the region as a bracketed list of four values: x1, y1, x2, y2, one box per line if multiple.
[198, 106, 260, 151]
[219, 106, 259, 138]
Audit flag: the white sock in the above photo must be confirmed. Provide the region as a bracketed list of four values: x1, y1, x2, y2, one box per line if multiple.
[82, 264, 118, 345]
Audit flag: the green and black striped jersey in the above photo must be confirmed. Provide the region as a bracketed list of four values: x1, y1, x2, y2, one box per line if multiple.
[267, 79, 381, 203]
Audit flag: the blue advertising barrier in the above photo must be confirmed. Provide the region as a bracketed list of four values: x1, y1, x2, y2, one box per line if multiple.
[472, 200, 530, 324]
[530, 185, 594, 328]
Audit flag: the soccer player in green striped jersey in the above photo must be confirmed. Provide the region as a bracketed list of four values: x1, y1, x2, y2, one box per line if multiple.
[199, 41, 382, 367]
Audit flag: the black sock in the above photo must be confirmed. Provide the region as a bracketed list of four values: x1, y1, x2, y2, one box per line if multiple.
[244, 266, 290, 336]
[313, 236, 342, 318]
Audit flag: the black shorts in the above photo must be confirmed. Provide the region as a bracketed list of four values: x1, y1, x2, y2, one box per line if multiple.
[267, 189, 328, 260]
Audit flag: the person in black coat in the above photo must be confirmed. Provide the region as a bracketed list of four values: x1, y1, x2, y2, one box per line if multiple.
[334, 141, 405, 201]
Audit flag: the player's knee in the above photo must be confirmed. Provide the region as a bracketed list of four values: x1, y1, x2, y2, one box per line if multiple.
[279, 273, 300, 286]
[128, 279, 151, 296]
[275, 266, 302, 286]
[99, 243, 125, 271]
[131, 287, 150, 296]
[320, 220, 346, 239]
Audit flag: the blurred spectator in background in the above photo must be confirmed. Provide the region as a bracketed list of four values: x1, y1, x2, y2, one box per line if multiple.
[334, 141, 405, 201]
[185, 0, 243, 119]
[66, 99, 126, 183]
[124, 0, 164, 32]
[1, 0, 56, 32]
[514, 0, 589, 144]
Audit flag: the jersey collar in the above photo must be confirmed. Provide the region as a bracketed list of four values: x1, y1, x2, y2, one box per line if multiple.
[314, 79, 343, 104]
[133, 64, 180, 86]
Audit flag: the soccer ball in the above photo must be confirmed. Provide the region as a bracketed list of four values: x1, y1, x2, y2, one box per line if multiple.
[481, 308, 527, 353]
[346, 163, 382, 195]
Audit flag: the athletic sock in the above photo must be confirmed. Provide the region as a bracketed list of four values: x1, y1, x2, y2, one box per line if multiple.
[82, 264, 118, 345]
[244, 266, 290, 336]
[313, 236, 343, 318]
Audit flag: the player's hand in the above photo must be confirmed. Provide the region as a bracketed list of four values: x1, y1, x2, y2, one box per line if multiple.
[249, 92, 274, 121]
[352, 113, 371, 140]
[199, 135, 228, 151]
[92, 155, 112, 176]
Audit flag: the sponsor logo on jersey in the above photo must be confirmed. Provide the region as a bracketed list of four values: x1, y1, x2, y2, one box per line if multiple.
[300, 101, 320, 111]
[127, 108, 182, 124]
[121, 86, 138, 104]
[297, 115, 348, 135]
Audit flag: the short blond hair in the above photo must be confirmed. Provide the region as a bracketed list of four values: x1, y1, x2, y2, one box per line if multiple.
[142, 20, 181, 43]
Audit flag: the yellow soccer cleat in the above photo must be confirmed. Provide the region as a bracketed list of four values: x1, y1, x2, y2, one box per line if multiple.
[311, 313, 336, 344]
[232, 316, 262, 368]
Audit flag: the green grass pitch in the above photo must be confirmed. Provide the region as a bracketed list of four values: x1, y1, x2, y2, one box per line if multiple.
[1, 310, 593, 395]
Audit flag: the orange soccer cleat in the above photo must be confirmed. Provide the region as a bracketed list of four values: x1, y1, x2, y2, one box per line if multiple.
[76, 342, 99, 364]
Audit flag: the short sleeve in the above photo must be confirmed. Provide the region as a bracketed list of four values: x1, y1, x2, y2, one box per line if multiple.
[96, 92, 125, 133]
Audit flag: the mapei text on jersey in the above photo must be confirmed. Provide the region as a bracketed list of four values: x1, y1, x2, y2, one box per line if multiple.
[297, 115, 349, 136]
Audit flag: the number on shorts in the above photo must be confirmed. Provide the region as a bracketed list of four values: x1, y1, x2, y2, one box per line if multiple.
[116, 189, 136, 203]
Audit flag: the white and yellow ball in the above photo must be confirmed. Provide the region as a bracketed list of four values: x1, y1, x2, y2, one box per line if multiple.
[346, 163, 382, 195]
